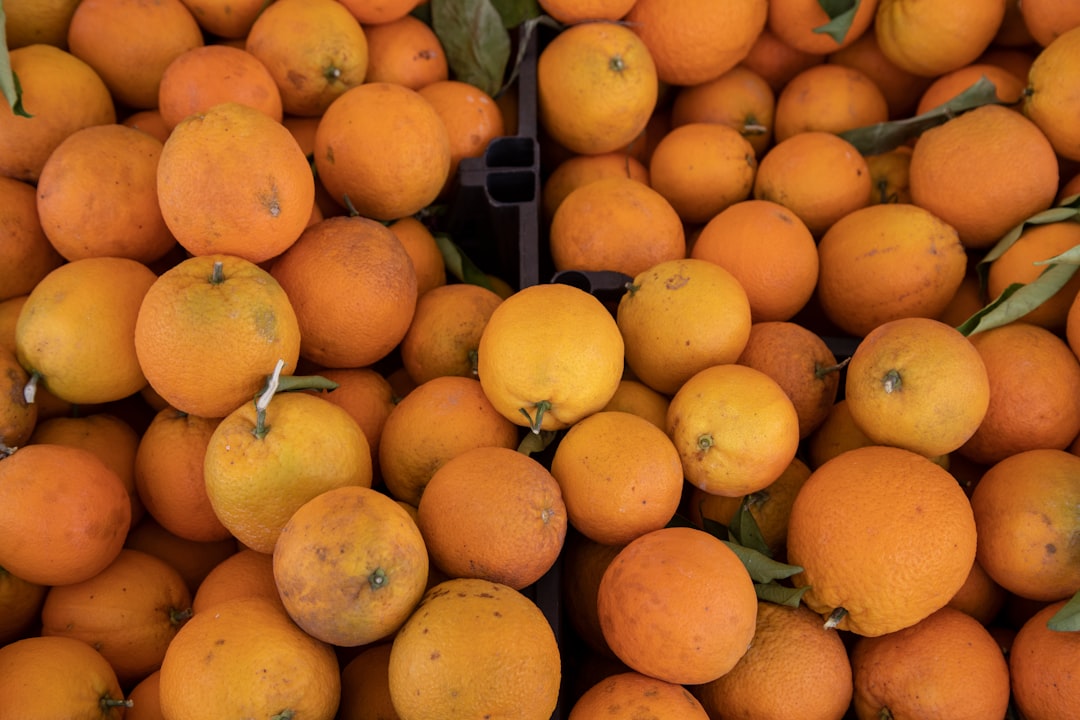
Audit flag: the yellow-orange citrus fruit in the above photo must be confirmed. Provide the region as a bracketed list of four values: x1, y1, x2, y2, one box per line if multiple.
[0, 177, 64, 301]
[538, 0, 636, 25]
[541, 151, 650, 222]
[986, 217, 1080, 331]
[1023, 25, 1080, 161]
[1009, 599, 1080, 720]
[670, 65, 776, 157]
[418, 79, 505, 195]
[874, 0, 1007, 77]
[767, 0, 879, 54]
[865, 145, 913, 204]
[3, 0, 81, 49]
[773, 63, 889, 142]
[570, 671, 710, 720]
[826, 27, 934, 120]
[361, 14, 449, 91]
[915, 62, 1026, 115]
[600, 378, 670, 431]
[192, 547, 284, 614]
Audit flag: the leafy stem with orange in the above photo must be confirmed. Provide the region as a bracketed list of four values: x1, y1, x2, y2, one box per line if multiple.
[252, 359, 339, 439]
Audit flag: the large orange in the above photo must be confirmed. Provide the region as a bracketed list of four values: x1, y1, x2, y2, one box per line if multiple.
[1025, 26, 1080, 162]
[741, 25, 824, 93]
[124, 517, 238, 597]
[773, 63, 889, 142]
[1009, 599, 1080, 720]
[874, 0, 1007, 77]
[337, 0, 419, 25]
[669, 66, 776, 158]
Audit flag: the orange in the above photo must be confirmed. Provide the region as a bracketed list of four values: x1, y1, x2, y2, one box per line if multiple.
[244, 0, 369, 117]
[204, 389, 373, 554]
[193, 547, 283, 614]
[995, 0, 1038, 47]
[909, 104, 1059, 250]
[0, 297, 27, 356]
[864, 145, 913, 204]
[67, 0, 205, 110]
[399, 282, 504, 386]
[600, 378, 670, 431]
[124, 517, 239, 596]
[0, 177, 64, 301]
[3, 0, 81, 49]
[270, 215, 418, 368]
[538, 0, 636, 24]
[1009, 599, 1080, 720]
[159, 597, 340, 720]
[418, 80, 506, 195]
[0, 635, 129, 720]
[946, 557, 1008, 626]
[1025, 26, 1080, 161]
[597, 526, 758, 685]
[36, 123, 176, 264]
[157, 44, 284, 130]
[740, 25, 824, 93]
[388, 215, 447, 298]
[561, 531, 624, 659]
[774, 64, 889, 142]
[570, 671, 710, 720]
[541, 151, 650, 222]
[337, 0, 419, 25]
[616, 258, 752, 395]
[157, 101, 315, 262]
[378, 375, 519, 506]
[980, 45, 1039, 81]
[915, 62, 1026, 115]
[625, 0, 768, 86]
[16, 256, 156, 405]
[986, 220, 1080, 330]
[815, 203, 969, 337]
[0, 44, 116, 183]
[125, 670, 165, 720]
[134, 254, 302, 419]
[0, 444, 131, 586]
[844, 317, 990, 457]
[314, 81, 451, 220]
[40, 548, 192, 687]
[647, 122, 758, 224]
[850, 606, 1011, 720]
[735, 320, 843, 439]
[786, 445, 978, 636]
[691, 199, 819, 323]
[338, 643, 398, 720]
[416, 445, 566, 590]
[0, 565, 46, 645]
[970, 448, 1080, 602]
[1068, 288, 1080, 358]
[537, 21, 658, 156]
[1019, 0, 1080, 47]
[874, 0, 1008, 77]
[693, 602, 854, 720]
[752, 130, 872, 237]
[550, 410, 684, 546]
[960, 322, 1080, 465]
[767, 0, 880, 55]
[388, 578, 560, 720]
[477, 282, 625, 432]
[274, 485, 429, 647]
[134, 407, 230, 543]
[549, 176, 686, 276]
[827, 28, 935, 120]
[361, 14, 449, 90]
[806, 398, 876, 469]
[667, 363, 800, 497]
[121, 108, 171, 143]
[0, 347, 38, 449]
[670, 66, 776, 158]
[176, 0, 266, 39]
[305, 368, 396, 466]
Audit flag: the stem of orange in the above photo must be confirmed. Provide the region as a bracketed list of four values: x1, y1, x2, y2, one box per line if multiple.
[253, 359, 286, 440]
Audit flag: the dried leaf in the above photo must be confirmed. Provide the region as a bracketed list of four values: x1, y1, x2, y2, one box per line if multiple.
[813, 0, 861, 44]
[1048, 590, 1080, 632]
[431, 0, 512, 97]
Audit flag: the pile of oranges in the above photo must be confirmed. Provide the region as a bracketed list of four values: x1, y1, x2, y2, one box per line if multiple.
[2, 0, 1080, 718]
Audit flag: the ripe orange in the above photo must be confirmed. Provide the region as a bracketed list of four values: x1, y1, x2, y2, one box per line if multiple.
[600, 378, 670, 431]
[538, 0, 636, 24]
[874, 0, 1008, 77]
[338, 643, 397, 720]
[805, 398, 876, 469]
[177, 0, 266, 38]
[741, 25, 824, 93]
[561, 531, 624, 659]
[767, 0, 880, 55]
[0, 565, 46, 646]
[337, 0, 419, 25]
[1019, 0, 1080, 46]
[124, 670, 165, 720]
[388, 215, 447, 298]
[864, 145, 913, 204]
[0, 177, 63, 301]
[786, 445, 978, 636]
[537, 21, 658, 156]
[1022, 26, 1080, 162]
[1009, 599, 1080, 720]
[827, 28, 935, 120]
[192, 547, 284, 614]
[570, 671, 710, 720]
[3, 0, 81, 49]
[986, 220, 1080, 330]
[121, 108, 171, 143]
[418, 79, 506, 195]
[773, 64, 889, 142]
[124, 517, 239, 596]
[361, 13, 449, 90]
[670, 65, 776, 157]
[946, 557, 1007, 626]
[915, 62, 1026, 115]
[0, 347, 38, 449]
[307, 368, 396, 467]
[541, 152, 650, 223]
[597, 526, 758, 685]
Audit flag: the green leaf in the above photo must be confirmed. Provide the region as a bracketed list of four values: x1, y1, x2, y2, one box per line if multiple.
[721, 540, 803, 585]
[433, 232, 496, 290]
[1048, 590, 1080, 631]
[957, 263, 1080, 336]
[756, 582, 811, 608]
[431, 0, 512, 98]
[1, 3, 30, 118]
[975, 197, 1080, 292]
[489, 0, 542, 28]
[517, 429, 558, 456]
[812, 0, 860, 44]
[728, 494, 773, 558]
[839, 76, 1003, 156]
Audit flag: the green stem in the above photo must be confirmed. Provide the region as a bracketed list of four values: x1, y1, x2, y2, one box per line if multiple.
[519, 400, 551, 435]
[882, 369, 902, 394]
[468, 348, 479, 377]
[100, 696, 134, 711]
[369, 568, 387, 591]
[270, 711, 295, 720]
[253, 359, 285, 440]
[274, 374, 339, 393]
[814, 356, 850, 380]
[697, 433, 714, 452]
[209, 260, 225, 285]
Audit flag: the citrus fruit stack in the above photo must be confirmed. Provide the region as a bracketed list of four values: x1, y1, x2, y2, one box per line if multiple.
[4, 1, 1080, 719]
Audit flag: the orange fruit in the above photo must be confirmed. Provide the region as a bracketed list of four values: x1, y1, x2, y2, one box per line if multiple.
[157, 44, 284, 130]
[550, 410, 684, 546]
[980, 44, 1039, 81]
[815, 203, 969, 337]
[959, 322, 1080, 465]
[670, 66, 775, 158]
[616, 258, 752, 395]
[361, 13, 449, 90]
[123, 517, 239, 596]
[36, 123, 176, 264]
[124, 670, 165, 720]
[477, 282, 625, 432]
[691, 199, 819, 323]
[915, 62, 1026, 115]
[0, 177, 64, 301]
[337, 0, 419, 25]
[416, 445, 567, 590]
[538, 0, 636, 24]
[1009, 599, 1080, 720]
[0, 44, 116, 183]
[806, 398, 875, 469]
[773, 63, 889, 142]
[244, 0, 369, 117]
[204, 389, 373, 554]
[537, 21, 658, 156]
[1022, 26, 1080, 161]
[1019, 0, 1080, 47]
[752, 130, 872, 237]
[388, 577, 561, 720]
[570, 671, 710, 720]
[314, 81, 451, 220]
[986, 220, 1080, 330]
[0, 443, 131, 586]
[388, 215, 447, 298]
[827, 28, 935, 120]
[0, 635, 129, 720]
[850, 606, 1011, 720]
[176, 0, 266, 38]
[844, 317, 990, 457]
[338, 643, 399, 720]
[399, 282, 504, 386]
[541, 151, 650, 222]
[667, 363, 800, 497]
[270, 215, 418, 368]
[274, 485, 429, 647]
[647, 122, 758, 224]
[67, 0, 205, 110]
[693, 602, 854, 720]
[864, 145, 913, 204]
[786, 445, 978, 636]
[40, 548, 193, 687]
[600, 378, 670, 431]
[0, 297, 28, 356]
[946, 557, 1008, 626]
[159, 597, 340, 720]
[192, 547, 284, 614]
[740, 25, 825, 93]
[377, 375, 519, 507]
[625, 0, 768, 86]
[157, 101, 314, 262]
[549, 176, 686, 276]
[0, 346, 38, 449]
[306, 367, 396, 465]
[0, 565, 47, 646]
[121, 108, 171, 143]
[3, 0, 81, 49]
[597, 526, 758, 685]
[16, 256, 156, 405]
[418, 79, 506, 195]
[874, 0, 1008, 77]
[767, 0, 880, 55]
[561, 531, 624, 659]
[970, 448, 1080, 602]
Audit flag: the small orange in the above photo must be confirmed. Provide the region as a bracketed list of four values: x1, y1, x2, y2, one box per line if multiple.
[361, 13, 449, 90]
[874, 0, 1008, 77]
[570, 671, 710, 720]
[669, 65, 776, 157]
[1022, 26, 1080, 162]
[915, 62, 1026, 115]
[337, 0, 419, 25]
[767, 0, 880, 55]
[806, 398, 875, 469]
[0, 178, 64, 302]
[740, 25, 824, 93]
[0, 565, 47, 646]
[541, 151, 650, 222]
[773, 63, 889, 142]
[388, 215, 447, 298]
[121, 108, 171, 143]
[600, 378, 670, 431]
[177, 0, 266, 38]
[192, 547, 284, 614]
[1009, 599, 1080, 720]
[0, 347, 38, 449]
[418, 79, 506, 195]
[124, 670, 165, 720]
[986, 220, 1080, 330]
[338, 643, 398, 720]
[946, 557, 1008, 626]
